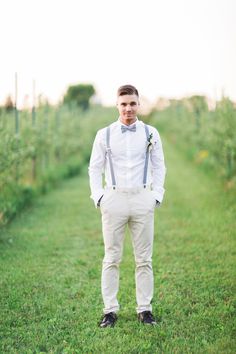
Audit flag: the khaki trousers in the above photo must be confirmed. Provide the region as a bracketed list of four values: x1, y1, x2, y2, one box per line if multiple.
[100, 187, 156, 314]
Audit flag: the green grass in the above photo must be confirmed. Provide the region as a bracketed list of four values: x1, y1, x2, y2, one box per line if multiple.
[0, 137, 235, 353]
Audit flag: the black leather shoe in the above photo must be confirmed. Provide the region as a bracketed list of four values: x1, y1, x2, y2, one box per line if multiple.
[138, 311, 157, 325]
[99, 312, 117, 328]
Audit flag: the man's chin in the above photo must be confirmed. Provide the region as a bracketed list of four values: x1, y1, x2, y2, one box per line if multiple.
[123, 116, 135, 122]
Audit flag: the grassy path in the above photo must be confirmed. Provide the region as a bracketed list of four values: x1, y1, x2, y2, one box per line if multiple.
[0, 138, 235, 353]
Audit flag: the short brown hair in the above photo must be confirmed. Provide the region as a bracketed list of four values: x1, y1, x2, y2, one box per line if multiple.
[117, 85, 139, 97]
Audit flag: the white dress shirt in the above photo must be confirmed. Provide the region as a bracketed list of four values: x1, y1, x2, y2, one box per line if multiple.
[88, 118, 166, 207]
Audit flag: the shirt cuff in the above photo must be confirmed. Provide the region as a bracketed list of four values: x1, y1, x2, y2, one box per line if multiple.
[151, 187, 165, 203]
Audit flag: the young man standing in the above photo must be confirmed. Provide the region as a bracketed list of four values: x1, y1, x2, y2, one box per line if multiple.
[89, 85, 166, 327]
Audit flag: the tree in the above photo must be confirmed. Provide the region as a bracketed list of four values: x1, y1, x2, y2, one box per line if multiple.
[63, 84, 95, 110]
[4, 95, 14, 112]
[186, 95, 208, 132]
[186, 95, 208, 115]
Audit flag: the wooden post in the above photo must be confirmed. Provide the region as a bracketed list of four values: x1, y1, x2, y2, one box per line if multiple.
[15, 72, 19, 134]
[55, 108, 61, 161]
[14, 73, 20, 183]
[32, 80, 37, 181]
[32, 79, 36, 127]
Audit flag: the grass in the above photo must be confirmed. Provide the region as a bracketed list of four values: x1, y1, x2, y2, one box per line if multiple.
[0, 137, 235, 353]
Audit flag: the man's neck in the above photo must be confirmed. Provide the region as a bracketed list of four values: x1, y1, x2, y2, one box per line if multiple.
[119, 117, 137, 126]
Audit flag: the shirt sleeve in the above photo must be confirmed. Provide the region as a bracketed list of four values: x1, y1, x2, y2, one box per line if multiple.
[88, 129, 106, 207]
[150, 128, 166, 204]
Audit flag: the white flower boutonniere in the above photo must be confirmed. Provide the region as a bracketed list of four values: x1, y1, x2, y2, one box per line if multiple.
[147, 133, 154, 152]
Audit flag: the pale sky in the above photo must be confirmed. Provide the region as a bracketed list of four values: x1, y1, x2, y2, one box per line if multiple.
[0, 0, 236, 107]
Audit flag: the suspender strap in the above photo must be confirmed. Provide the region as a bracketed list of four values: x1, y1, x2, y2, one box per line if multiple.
[143, 124, 150, 188]
[106, 124, 149, 189]
[106, 126, 116, 189]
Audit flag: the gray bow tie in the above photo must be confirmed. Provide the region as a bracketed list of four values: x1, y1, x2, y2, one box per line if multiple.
[121, 124, 136, 133]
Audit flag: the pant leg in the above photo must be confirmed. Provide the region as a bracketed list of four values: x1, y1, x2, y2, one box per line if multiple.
[128, 189, 156, 313]
[100, 190, 128, 314]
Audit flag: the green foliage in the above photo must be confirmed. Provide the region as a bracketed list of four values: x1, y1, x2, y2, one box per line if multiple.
[0, 105, 116, 226]
[213, 98, 236, 178]
[150, 96, 236, 182]
[186, 95, 208, 115]
[0, 96, 14, 114]
[63, 83, 95, 110]
[4, 95, 14, 112]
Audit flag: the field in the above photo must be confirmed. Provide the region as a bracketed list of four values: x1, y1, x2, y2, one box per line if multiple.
[0, 123, 236, 353]
[0, 115, 235, 352]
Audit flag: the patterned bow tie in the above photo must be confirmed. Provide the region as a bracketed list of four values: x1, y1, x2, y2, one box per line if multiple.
[121, 124, 136, 133]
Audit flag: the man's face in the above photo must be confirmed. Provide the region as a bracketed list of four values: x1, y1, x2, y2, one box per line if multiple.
[117, 94, 139, 125]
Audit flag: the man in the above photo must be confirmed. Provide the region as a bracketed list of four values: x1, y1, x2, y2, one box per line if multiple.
[88, 85, 166, 328]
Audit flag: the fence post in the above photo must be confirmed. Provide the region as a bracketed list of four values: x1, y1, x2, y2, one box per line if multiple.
[14, 72, 20, 183]
[32, 79, 36, 127]
[43, 105, 49, 170]
[32, 79, 37, 181]
[55, 108, 61, 161]
[15, 72, 19, 134]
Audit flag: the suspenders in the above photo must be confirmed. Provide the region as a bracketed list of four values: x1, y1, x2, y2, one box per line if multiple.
[143, 124, 150, 188]
[106, 124, 150, 189]
[106, 126, 116, 189]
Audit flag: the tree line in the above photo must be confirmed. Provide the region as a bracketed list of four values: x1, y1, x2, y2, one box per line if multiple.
[0, 83, 96, 113]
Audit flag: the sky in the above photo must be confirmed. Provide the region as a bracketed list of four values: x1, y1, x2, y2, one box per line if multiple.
[0, 0, 236, 107]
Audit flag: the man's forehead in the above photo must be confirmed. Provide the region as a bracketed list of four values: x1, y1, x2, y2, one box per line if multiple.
[117, 94, 139, 103]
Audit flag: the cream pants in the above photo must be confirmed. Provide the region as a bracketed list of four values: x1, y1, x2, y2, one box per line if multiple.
[100, 187, 156, 314]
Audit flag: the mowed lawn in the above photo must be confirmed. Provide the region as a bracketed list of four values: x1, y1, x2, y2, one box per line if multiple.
[0, 138, 235, 353]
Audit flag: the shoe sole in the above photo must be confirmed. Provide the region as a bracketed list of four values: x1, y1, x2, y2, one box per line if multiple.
[100, 322, 116, 328]
[138, 320, 157, 326]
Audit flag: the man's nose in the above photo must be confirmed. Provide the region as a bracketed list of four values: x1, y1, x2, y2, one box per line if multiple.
[126, 105, 131, 111]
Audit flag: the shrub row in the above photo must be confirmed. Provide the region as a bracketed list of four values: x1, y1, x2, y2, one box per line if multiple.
[150, 97, 236, 183]
[0, 105, 115, 226]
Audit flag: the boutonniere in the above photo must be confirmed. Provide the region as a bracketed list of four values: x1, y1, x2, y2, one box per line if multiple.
[147, 133, 154, 152]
